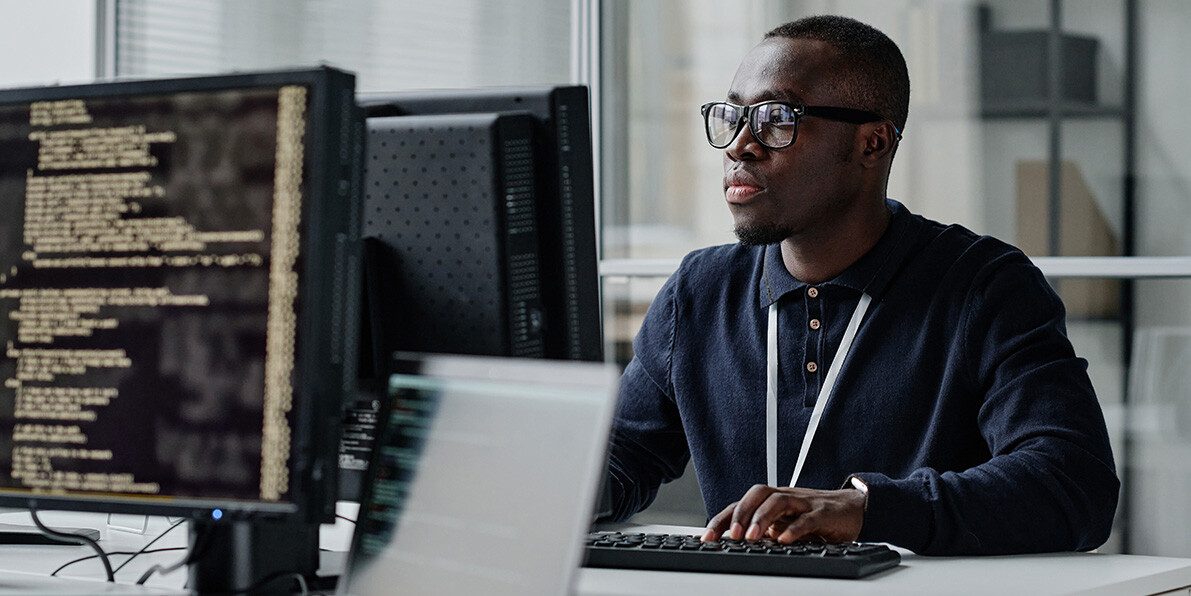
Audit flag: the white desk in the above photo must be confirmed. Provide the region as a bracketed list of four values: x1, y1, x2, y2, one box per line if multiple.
[0, 508, 357, 595]
[0, 511, 188, 594]
[577, 525, 1191, 596]
[2, 517, 1191, 595]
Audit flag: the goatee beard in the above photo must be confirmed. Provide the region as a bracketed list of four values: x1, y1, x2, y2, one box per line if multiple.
[734, 224, 790, 247]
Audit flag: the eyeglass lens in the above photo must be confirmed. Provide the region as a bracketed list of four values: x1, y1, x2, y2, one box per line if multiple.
[705, 102, 799, 149]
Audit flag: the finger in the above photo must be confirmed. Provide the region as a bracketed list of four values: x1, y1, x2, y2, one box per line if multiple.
[731, 484, 777, 541]
[773, 502, 861, 545]
[749, 491, 810, 542]
[701, 502, 739, 542]
[773, 512, 819, 544]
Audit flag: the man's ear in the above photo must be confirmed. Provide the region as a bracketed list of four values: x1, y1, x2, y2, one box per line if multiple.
[859, 122, 899, 167]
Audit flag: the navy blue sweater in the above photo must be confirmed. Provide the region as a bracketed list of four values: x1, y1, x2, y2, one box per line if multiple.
[605, 200, 1119, 555]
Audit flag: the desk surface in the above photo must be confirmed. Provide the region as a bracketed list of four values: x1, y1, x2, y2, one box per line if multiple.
[577, 525, 1191, 596]
[1, 517, 1190, 595]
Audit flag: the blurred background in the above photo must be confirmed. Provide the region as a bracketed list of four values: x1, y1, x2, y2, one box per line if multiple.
[3, 0, 1188, 557]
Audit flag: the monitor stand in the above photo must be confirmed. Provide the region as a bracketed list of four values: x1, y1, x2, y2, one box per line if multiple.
[189, 518, 322, 595]
[0, 522, 100, 545]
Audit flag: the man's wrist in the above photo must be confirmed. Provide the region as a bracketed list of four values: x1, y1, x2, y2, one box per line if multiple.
[847, 474, 869, 512]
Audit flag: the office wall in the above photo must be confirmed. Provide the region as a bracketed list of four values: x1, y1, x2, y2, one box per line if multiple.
[0, 0, 94, 87]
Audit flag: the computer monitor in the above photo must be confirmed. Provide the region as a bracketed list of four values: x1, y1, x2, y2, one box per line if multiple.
[339, 353, 618, 596]
[0, 67, 362, 592]
[356, 86, 602, 363]
[336, 87, 603, 500]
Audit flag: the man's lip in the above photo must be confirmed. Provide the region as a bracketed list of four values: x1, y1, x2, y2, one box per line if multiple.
[725, 183, 764, 204]
[725, 167, 764, 202]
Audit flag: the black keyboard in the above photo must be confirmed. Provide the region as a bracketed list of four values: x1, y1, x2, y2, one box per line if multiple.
[583, 531, 900, 579]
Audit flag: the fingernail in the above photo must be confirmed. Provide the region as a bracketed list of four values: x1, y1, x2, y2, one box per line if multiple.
[745, 523, 761, 541]
[729, 522, 743, 540]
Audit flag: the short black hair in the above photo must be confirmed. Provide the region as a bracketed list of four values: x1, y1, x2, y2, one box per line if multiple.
[765, 15, 910, 131]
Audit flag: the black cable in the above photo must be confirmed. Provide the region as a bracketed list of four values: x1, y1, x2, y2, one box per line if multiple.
[335, 513, 357, 524]
[135, 520, 216, 585]
[51, 548, 186, 577]
[138, 525, 311, 594]
[53, 553, 117, 578]
[111, 517, 187, 576]
[29, 507, 114, 582]
[134, 554, 188, 585]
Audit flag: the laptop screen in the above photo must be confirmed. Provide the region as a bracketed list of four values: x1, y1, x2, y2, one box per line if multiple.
[338, 354, 618, 596]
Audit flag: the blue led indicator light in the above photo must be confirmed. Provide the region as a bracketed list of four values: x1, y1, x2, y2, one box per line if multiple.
[211, 509, 223, 521]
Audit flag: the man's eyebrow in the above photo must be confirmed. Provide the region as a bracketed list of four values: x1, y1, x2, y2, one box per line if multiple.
[725, 88, 804, 105]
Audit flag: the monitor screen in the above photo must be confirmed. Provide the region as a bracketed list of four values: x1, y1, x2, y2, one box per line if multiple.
[0, 68, 361, 523]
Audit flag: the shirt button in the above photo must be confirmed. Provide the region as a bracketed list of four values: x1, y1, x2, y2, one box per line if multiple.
[807, 287, 819, 298]
[809, 318, 821, 330]
[806, 362, 818, 373]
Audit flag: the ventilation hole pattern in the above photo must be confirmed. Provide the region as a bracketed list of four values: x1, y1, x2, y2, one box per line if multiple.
[363, 120, 506, 354]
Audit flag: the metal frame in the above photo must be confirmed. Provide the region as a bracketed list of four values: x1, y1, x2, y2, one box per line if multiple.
[93, 0, 118, 79]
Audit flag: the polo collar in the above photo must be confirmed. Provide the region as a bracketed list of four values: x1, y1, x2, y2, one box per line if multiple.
[758, 199, 917, 309]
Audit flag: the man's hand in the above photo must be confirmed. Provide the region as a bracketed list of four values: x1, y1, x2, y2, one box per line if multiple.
[701, 484, 866, 544]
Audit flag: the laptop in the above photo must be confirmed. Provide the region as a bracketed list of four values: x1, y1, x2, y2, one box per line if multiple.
[336, 354, 619, 596]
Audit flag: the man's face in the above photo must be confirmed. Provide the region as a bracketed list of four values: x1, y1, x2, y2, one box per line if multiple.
[722, 37, 866, 246]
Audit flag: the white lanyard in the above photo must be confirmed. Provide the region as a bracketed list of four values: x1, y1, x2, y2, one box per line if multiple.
[766, 292, 871, 487]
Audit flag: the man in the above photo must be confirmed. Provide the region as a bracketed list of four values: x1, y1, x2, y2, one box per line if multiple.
[602, 15, 1119, 556]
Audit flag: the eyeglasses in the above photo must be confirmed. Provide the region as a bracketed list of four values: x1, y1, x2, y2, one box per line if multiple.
[700, 100, 899, 150]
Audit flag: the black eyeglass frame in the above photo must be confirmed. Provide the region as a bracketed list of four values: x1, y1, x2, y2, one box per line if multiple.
[699, 100, 901, 150]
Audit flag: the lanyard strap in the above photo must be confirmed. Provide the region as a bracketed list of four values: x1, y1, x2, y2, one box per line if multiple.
[766, 292, 871, 487]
